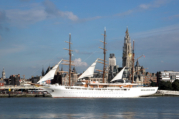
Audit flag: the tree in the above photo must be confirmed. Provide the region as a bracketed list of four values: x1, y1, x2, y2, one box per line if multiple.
[150, 79, 157, 86]
[172, 80, 179, 91]
[159, 81, 173, 90]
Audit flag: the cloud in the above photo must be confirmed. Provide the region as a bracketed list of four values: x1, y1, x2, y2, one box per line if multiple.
[74, 58, 88, 67]
[3, 0, 78, 27]
[131, 24, 179, 58]
[0, 10, 10, 31]
[79, 16, 102, 22]
[43, 0, 58, 15]
[168, 14, 179, 20]
[74, 49, 79, 53]
[115, 0, 170, 17]
[115, 10, 134, 17]
[0, 10, 7, 22]
[43, 0, 78, 21]
[81, 0, 170, 21]
[20, 0, 31, 2]
[74, 49, 92, 55]
[6, 9, 47, 25]
[132, 24, 179, 38]
[60, 11, 78, 21]
[139, 0, 169, 10]
[0, 44, 25, 56]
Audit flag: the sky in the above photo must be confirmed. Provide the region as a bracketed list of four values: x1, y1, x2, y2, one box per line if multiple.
[0, 0, 179, 79]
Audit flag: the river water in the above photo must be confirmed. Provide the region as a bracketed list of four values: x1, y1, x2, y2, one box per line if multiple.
[0, 97, 179, 119]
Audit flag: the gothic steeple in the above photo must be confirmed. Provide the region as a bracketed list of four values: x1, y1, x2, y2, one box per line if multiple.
[122, 27, 132, 69]
[125, 27, 129, 37]
[125, 27, 130, 43]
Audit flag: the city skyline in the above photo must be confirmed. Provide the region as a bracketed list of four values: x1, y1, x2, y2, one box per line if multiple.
[0, 0, 179, 78]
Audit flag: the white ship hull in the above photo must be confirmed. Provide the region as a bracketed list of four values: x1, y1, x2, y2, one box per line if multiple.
[42, 85, 158, 98]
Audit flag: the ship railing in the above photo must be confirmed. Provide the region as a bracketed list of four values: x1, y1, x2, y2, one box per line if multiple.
[63, 86, 131, 91]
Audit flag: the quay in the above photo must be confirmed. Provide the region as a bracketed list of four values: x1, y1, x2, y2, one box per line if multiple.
[0, 93, 51, 98]
[0, 85, 38, 90]
[148, 90, 179, 97]
[0, 85, 52, 97]
[155, 90, 179, 96]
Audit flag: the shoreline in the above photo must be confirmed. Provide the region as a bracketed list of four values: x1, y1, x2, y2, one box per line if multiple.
[1, 90, 179, 98]
[1, 93, 179, 98]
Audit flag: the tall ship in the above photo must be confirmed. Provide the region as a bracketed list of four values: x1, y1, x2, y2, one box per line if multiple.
[37, 29, 158, 98]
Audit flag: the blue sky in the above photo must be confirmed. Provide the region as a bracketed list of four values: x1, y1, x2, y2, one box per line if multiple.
[0, 0, 179, 78]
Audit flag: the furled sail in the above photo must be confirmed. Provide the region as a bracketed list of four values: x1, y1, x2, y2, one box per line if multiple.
[110, 66, 125, 82]
[37, 59, 63, 84]
[78, 59, 98, 80]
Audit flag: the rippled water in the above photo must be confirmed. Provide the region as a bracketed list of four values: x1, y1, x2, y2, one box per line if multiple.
[0, 97, 179, 119]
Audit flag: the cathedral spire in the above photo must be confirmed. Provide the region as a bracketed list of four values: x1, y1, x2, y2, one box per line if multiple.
[125, 27, 130, 42]
[135, 60, 140, 67]
[41, 67, 45, 76]
[125, 27, 129, 36]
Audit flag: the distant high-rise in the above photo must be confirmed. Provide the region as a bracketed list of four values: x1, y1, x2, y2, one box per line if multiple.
[2, 68, 6, 79]
[122, 28, 132, 70]
[108, 54, 118, 82]
[109, 53, 116, 67]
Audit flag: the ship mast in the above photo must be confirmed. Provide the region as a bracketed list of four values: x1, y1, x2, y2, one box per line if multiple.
[69, 34, 72, 86]
[63, 33, 74, 86]
[132, 40, 135, 83]
[99, 28, 107, 83]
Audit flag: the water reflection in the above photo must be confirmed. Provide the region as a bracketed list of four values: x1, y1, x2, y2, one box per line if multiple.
[1, 97, 179, 119]
[1, 112, 179, 119]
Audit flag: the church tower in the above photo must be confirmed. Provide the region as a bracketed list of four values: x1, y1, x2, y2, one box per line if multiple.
[122, 28, 132, 70]
[2, 68, 6, 79]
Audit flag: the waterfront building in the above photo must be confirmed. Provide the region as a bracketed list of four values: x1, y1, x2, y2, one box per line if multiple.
[133, 60, 144, 85]
[29, 76, 41, 83]
[9, 74, 20, 86]
[143, 72, 157, 86]
[46, 66, 78, 86]
[90, 71, 107, 83]
[0, 80, 4, 86]
[132, 59, 157, 86]
[157, 70, 179, 82]
[61, 72, 77, 86]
